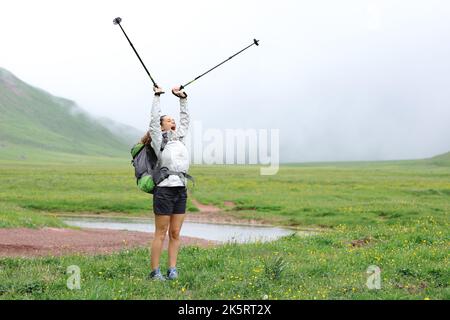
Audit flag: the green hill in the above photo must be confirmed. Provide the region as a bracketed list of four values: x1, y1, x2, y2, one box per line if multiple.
[428, 151, 450, 166]
[0, 67, 143, 161]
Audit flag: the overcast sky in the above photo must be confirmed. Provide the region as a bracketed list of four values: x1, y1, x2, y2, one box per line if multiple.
[2, 0, 449, 162]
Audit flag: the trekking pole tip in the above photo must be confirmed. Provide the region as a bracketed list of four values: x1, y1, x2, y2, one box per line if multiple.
[253, 39, 260, 46]
[113, 17, 122, 25]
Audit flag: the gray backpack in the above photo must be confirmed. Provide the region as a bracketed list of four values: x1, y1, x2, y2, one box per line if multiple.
[130, 141, 194, 194]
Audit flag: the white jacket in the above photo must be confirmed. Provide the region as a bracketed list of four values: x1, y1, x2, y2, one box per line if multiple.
[148, 95, 190, 187]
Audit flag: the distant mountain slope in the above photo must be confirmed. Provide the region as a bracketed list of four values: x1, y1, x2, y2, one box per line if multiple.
[0, 67, 143, 160]
[428, 151, 450, 166]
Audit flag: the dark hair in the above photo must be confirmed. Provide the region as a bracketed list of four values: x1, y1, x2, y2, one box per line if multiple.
[141, 116, 167, 145]
[140, 131, 152, 145]
[140, 114, 167, 145]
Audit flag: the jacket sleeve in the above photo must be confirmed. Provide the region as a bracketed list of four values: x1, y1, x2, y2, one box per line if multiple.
[176, 97, 189, 143]
[149, 95, 162, 154]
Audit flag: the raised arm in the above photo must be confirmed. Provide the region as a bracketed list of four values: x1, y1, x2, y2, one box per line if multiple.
[149, 87, 164, 154]
[172, 87, 189, 142]
[177, 98, 189, 141]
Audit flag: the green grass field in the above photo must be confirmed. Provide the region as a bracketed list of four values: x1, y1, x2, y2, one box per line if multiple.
[0, 156, 449, 299]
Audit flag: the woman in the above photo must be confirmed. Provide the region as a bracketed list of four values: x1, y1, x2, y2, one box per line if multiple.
[145, 85, 190, 281]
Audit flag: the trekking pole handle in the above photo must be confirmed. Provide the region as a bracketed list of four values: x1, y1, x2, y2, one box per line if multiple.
[172, 86, 188, 98]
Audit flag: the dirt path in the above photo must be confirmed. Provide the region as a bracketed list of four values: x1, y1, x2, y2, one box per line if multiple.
[187, 199, 268, 226]
[0, 198, 266, 258]
[0, 227, 218, 258]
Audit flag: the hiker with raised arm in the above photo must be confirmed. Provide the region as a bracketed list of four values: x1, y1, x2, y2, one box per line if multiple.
[137, 86, 191, 281]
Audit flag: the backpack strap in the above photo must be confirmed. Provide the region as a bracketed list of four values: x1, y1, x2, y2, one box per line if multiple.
[153, 167, 194, 188]
[160, 132, 169, 152]
[166, 170, 195, 185]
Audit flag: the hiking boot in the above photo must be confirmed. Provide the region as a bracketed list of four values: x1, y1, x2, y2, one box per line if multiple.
[148, 267, 166, 281]
[166, 267, 178, 280]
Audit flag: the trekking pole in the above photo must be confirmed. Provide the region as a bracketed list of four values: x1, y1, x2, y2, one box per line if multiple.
[113, 17, 159, 88]
[178, 39, 260, 90]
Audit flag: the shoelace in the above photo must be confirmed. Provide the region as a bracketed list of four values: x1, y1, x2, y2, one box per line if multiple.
[168, 268, 177, 276]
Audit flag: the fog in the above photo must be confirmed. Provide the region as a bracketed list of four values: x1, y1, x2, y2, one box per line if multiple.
[2, 0, 449, 162]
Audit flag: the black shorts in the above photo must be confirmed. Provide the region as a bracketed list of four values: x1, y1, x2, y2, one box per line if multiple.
[153, 186, 187, 215]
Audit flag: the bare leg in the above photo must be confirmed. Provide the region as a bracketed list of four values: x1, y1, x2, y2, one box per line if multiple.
[151, 215, 170, 270]
[168, 213, 186, 268]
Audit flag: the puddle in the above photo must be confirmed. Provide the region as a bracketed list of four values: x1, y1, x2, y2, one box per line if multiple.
[62, 217, 312, 244]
